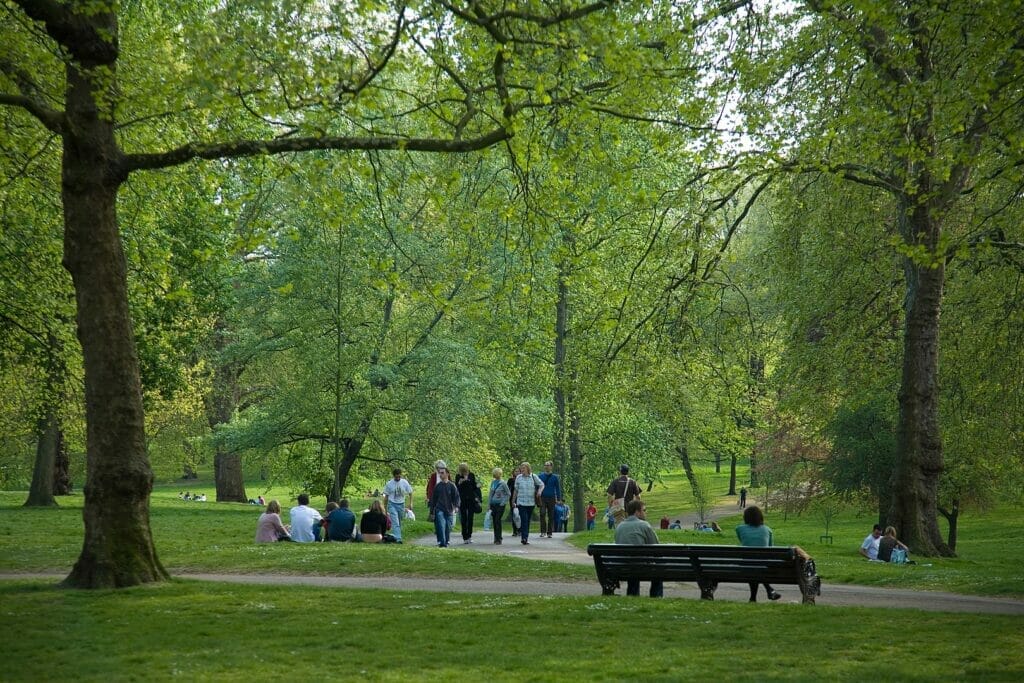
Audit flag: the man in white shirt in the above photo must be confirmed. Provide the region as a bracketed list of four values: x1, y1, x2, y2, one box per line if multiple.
[382, 468, 414, 543]
[289, 493, 322, 543]
[859, 523, 882, 560]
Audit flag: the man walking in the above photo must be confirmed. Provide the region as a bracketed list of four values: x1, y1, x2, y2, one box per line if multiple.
[614, 499, 663, 597]
[382, 468, 413, 543]
[430, 466, 460, 548]
[739, 486, 747, 508]
[538, 461, 563, 537]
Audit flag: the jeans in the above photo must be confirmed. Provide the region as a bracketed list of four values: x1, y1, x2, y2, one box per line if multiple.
[627, 579, 664, 598]
[539, 497, 557, 535]
[387, 500, 405, 542]
[434, 508, 453, 547]
[490, 504, 505, 542]
[517, 505, 535, 542]
[587, 519, 595, 531]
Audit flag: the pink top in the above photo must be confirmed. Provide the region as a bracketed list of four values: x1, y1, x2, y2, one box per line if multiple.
[255, 512, 289, 542]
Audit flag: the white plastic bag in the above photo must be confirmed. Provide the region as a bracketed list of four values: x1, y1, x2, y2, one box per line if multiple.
[483, 509, 493, 530]
[513, 507, 521, 527]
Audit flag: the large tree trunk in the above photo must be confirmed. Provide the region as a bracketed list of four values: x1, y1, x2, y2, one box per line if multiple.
[53, 428, 72, 495]
[888, 204, 953, 557]
[207, 321, 247, 502]
[60, 60, 167, 588]
[727, 454, 737, 495]
[552, 272, 569, 474]
[25, 409, 60, 507]
[677, 443, 697, 497]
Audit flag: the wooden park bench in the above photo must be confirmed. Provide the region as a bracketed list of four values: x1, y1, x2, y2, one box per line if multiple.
[586, 543, 822, 604]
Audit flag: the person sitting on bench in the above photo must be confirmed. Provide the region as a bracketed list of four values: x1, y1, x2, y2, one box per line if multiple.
[614, 498, 663, 598]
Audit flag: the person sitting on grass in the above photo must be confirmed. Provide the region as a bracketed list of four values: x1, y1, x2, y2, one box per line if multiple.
[359, 499, 389, 543]
[255, 500, 292, 542]
[289, 493, 323, 543]
[325, 498, 357, 542]
[859, 524, 883, 561]
[877, 526, 913, 563]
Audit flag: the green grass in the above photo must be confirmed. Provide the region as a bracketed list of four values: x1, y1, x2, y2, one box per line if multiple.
[3, 466, 1023, 598]
[0, 490, 589, 581]
[3, 579, 1022, 682]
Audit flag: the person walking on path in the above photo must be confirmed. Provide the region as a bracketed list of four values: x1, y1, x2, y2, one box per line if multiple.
[488, 467, 510, 544]
[538, 461, 563, 538]
[430, 466, 460, 548]
[455, 463, 481, 543]
[513, 462, 544, 545]
[739, 487, 747, 508]
[735, 505, 782, 602]
[606, 464, 642, 526]
[614, 498, 663, 598]
[382, 468, 413, 543]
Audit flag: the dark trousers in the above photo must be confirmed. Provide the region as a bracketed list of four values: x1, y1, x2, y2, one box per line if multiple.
[490, 504, 505, 542]
[517, 505, 535, 541]
[627, 580, 664, 598]
[460, 505, 475, 540]
[749, 582, 774, 601]
[539, 497, 557, 535]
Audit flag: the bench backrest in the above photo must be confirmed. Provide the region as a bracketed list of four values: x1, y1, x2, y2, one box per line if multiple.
[587, 543, 800, 583]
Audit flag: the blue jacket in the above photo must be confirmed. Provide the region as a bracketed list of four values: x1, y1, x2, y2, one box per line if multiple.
[539, 472, 562, 500]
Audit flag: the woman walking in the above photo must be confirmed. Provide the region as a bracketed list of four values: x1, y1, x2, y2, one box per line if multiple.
[455, 462, 481, 544]
[512, 461, 544, 545]
[488, 467, 511, 544]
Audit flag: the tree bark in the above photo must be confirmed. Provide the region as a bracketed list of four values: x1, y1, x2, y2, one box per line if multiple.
[887, 202, 953, 557]
[53, 428, 71, 495]
[25, 409, 59, 507]
[677, 443, 697, 497]
[206, 320, 247, 502]
[728, 454, 737, 495]
[938, 499, 959, 552]
[60, 59, 167, 588]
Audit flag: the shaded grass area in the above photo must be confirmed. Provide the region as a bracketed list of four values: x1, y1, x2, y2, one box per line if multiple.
[4, 579, 1022, 682]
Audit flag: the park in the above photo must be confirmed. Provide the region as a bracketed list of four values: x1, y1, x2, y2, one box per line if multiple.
[2, 0, 1023, 680]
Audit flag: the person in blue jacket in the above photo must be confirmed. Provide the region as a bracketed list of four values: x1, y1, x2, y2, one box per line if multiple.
[538, 461, 563, 538]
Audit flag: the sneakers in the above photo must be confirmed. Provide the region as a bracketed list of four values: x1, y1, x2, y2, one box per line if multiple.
[768, 591, 782, 601]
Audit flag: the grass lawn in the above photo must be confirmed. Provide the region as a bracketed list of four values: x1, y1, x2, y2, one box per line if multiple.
[3, 579, 1022, 682]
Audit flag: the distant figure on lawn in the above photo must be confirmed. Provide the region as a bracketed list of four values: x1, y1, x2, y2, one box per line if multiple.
[739, 487, 747, 508]
[859, 524, 883, 561]
[660, 515, 670, 530]
[289, 493, 323, 543]
[669, 520, 682, 530]
[255, 499, 292, 542]
[586, 500, 598, 530]
[360, 500, 389, 544]
[325, 498, 357, 542]
[877, 526, 912, 563]
[614, 499, 663, 598]
[735, 506, 781, 602]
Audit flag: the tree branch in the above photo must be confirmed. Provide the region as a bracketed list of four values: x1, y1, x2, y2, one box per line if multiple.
[121, 127, 511, 174]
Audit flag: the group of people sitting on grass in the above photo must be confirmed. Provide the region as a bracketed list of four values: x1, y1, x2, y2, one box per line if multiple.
[860, 523, 914, 564]
[255, 494, 400, 544]
[178, 491, 207, 501]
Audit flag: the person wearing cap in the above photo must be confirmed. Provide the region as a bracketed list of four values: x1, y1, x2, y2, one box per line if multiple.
[606, 464, 642, 525]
